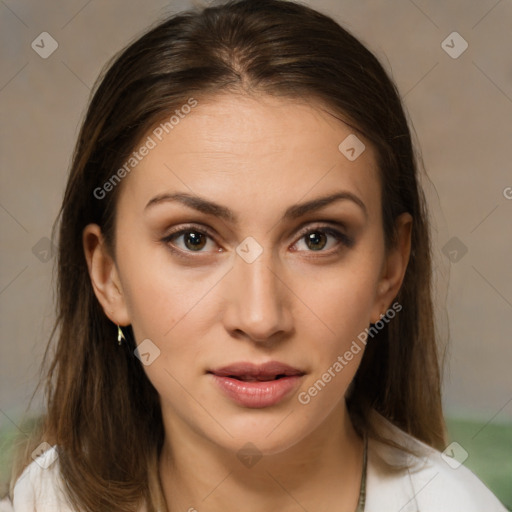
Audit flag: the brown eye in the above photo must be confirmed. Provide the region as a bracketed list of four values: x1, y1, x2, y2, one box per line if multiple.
[304, 231, 328, 251]
[293, 226, 354, 253]
[163, 227, 217, 254]
[181, 231, 207, 251]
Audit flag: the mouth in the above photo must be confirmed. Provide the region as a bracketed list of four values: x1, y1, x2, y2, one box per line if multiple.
[207, 361, 305, 408]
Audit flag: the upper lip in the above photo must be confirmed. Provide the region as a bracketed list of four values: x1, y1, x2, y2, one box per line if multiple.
[209, 361, 305, 380]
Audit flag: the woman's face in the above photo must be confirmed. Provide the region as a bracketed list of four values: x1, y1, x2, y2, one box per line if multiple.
[86, 93, 410, 455]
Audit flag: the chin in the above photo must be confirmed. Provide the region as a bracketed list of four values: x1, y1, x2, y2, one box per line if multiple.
[203, 405, 320, 457]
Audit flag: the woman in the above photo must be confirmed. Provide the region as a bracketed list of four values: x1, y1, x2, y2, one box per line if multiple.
[4, 0, 508, 511]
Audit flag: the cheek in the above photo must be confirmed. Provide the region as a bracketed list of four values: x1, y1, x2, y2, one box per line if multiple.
[121, 263, 217, 404]
[297, 253, 381, 342]
[301, 274, 373, 373]
[293, 278, 372, 411]
[117, 232, 220, 339]
[117, 251, 232, 403]
[292, 245, 382, 395]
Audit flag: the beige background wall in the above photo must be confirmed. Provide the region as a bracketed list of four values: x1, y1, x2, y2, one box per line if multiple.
[1, 0, 511, 435]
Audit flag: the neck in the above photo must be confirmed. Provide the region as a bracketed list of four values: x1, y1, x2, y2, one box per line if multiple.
[158, 401, 364, 512]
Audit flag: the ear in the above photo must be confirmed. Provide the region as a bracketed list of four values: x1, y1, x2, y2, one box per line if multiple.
[370, 212, 413, 323]
[82, 223, 131, 326]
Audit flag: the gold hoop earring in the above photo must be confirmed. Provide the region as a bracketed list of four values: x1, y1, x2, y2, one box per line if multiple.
[117, 325, 126, 345]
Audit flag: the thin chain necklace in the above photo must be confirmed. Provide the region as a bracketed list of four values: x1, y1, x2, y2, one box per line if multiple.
[355, 434, 368, 512]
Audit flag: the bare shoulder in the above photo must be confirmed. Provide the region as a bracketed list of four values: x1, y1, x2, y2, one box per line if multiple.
[365, 412, 509, 512]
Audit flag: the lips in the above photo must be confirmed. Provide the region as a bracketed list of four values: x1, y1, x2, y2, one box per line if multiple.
[208, 361, 305, 408]
[209, 361, 305, 381]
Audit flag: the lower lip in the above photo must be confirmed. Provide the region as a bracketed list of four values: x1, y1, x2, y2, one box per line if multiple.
[210, 374, 303, 408]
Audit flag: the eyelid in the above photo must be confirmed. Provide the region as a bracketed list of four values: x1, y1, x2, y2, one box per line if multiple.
[163, 223, 216, 240]
[293, 220, 347, 237]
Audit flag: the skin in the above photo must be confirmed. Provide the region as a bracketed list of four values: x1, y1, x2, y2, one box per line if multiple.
[83, 93, 412, 512]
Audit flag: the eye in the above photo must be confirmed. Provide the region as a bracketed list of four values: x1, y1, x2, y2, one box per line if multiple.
[162, 226, 219, 254]
[292, 225, 353, 253]
[161, 223, 353, 257]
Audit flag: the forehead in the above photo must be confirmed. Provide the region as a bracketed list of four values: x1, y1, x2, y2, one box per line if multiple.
[117, 93, 380, 222]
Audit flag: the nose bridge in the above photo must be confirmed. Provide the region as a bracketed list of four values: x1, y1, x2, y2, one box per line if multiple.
[223, 245, 290, 341]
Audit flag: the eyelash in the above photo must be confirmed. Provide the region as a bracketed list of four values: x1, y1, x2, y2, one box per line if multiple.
[161, 223, 354, 259]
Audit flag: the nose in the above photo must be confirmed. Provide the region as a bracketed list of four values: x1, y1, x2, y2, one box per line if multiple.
[221, 249, 294, 344]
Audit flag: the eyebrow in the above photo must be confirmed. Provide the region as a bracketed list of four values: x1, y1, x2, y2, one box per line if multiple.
[144, 191, 367, 222]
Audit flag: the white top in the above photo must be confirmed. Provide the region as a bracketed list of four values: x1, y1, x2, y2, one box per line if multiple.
[2, 413, 508, 512]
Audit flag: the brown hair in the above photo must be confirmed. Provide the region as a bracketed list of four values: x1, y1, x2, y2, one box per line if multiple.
[8, 0, 446, 509]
